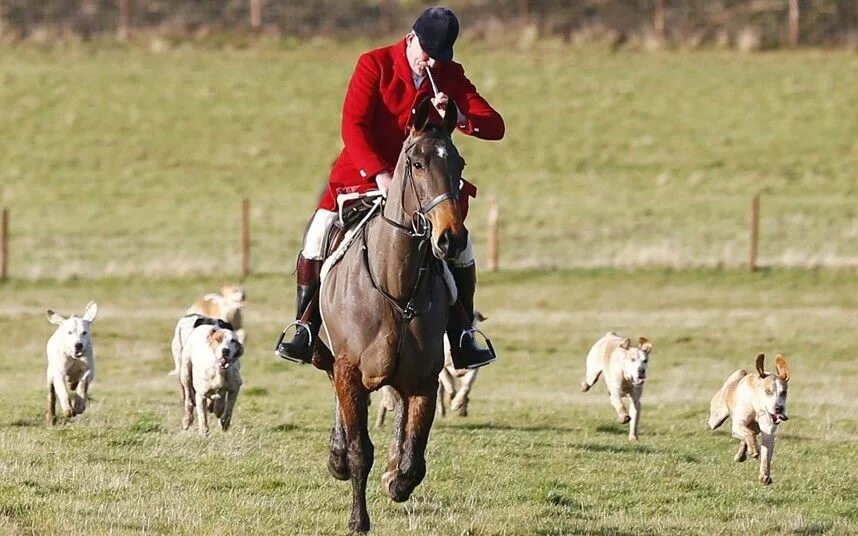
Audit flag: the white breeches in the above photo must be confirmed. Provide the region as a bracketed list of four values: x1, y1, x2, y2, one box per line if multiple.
[301, 208, 475, 267]
[301, 209, 337, 260]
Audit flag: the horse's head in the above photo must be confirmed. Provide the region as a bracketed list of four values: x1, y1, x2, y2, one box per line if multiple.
[393, 98, 468, 260]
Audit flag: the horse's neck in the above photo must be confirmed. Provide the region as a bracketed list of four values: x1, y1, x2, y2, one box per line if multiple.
[366, 211, 424, 300]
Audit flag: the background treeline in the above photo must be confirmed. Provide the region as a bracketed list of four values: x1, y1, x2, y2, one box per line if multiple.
[1, 0, 856, 49]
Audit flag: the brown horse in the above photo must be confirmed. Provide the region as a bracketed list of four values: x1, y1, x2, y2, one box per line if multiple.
[313, 98, 467, 533]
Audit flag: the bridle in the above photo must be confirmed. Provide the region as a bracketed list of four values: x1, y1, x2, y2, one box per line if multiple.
[363, 131, 462, 355]
[380, 132, 461, 240]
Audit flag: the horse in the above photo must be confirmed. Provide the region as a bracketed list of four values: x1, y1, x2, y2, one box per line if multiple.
[312, 97, 467, 533]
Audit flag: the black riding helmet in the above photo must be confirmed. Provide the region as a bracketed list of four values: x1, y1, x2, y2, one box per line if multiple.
[412, 7, 459, 62]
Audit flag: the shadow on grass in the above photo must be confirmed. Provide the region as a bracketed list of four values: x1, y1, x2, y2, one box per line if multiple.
[449, 422, 580, 433]
[571, 443, 655, 455]
[9, 418, 40, 427]
[270, 423, 300, 433]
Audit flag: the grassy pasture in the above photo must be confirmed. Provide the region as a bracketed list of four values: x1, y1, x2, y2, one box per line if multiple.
[0, 43, 856, 278]
[0, 269, 857, 535]
[0, 41, 856, 534]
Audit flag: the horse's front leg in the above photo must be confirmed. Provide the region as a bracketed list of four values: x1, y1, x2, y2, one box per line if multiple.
[383, 379, 437, 503]
[328, 395, 349, 481]
[333, 359, 373, 533]
[381, 390, 407, 493]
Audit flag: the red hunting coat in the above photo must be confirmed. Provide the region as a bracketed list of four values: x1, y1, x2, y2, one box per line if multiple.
[320, 38, 505, 219]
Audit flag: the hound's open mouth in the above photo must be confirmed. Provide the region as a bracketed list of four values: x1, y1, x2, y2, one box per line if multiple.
[633, 377, 646, 385]
[74, 350, 85, 357]
[218, 358, 230, 369]
[770, 413, 788, 424]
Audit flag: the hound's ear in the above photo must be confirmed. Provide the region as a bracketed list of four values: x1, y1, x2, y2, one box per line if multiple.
[775, 354, 790, 382]
[410, 98, 432, 134]
[208, 329, 225, 344]
[46, 310, 64, 325]
[639, 337, 653, 355]
[83, 301, 98, 322]
[443, 99, 458, 135]
[619, 338, 631, 350]
[234, 342, 244, 360]
[755, 353, 767, 377]
[475, 310, 488, 322]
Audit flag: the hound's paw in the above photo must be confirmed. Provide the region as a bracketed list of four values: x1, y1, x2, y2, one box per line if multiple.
[580, 381, 591, 392]
[220, 418, 231, 432]
[628, 435, 639, 442]
[619, 415, 631, 424]
[734, 451, 747, 463]
[758, 473, 772, 485]
[64, 408, 75, 418]
[749, 450, 759, 459]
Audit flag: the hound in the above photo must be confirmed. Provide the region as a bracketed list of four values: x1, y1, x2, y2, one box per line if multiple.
[187, 284, 246, 344]
[45, 302, 98, 425]
[169, 314, 235, 375]
[581, 332, 652, 441]
[179, 323, 244, 436]
[709, 353, 791, 485]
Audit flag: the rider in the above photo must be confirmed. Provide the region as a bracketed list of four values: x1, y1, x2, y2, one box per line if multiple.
[275, 6, 505, 369]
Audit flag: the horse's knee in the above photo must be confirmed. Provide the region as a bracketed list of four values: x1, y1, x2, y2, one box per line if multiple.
[347, 438, 374, 476]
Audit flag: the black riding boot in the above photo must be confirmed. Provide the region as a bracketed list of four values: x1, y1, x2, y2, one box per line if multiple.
[447, 263, 496, 369]
[275, 255, 322, 364]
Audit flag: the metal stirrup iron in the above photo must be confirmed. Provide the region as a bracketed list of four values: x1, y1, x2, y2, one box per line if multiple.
[273, 321, 313, 364]
[459, 327, 496, 368]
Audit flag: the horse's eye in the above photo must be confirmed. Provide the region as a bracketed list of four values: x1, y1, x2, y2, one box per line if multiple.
[413, 161, 423, 170]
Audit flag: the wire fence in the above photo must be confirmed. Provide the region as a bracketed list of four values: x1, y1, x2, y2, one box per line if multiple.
[0, 1, 855, 48]
[2, 193, 856, 282]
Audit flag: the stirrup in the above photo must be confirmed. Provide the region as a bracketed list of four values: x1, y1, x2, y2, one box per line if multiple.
[273, 321, 313, 364]
[458, 328, 496, 369]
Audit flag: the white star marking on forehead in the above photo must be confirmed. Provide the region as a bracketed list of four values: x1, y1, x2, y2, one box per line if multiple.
[436, 145, 447, 158]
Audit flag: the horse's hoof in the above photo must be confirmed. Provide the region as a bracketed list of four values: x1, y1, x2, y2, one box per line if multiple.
[348, 513, 370, 533]
[382, 471, 412, 503]
[328, 456, 350, 481]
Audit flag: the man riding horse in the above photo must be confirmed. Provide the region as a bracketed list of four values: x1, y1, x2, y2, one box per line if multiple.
[275, 7, 505, 370]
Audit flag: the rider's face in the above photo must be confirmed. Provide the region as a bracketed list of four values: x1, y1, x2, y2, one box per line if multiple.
[406, 32, 436, 77]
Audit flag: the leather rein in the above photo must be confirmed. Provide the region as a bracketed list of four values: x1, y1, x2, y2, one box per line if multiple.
[361, 135, 459, 353]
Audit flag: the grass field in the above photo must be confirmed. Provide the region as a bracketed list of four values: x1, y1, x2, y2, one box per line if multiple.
[1, 268, 857, 535]
[0, 41, 856, 534]
[0, 43, 856, 278]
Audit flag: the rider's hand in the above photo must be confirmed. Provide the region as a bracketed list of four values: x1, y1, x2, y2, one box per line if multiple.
[375, 171, 393, 196]
[432, 92, 466, 125]
[431, 92, 450, 118]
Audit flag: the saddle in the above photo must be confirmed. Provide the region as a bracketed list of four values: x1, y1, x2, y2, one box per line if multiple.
[323, 190, 385, 259]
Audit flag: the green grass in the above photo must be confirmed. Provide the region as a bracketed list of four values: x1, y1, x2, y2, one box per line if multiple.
[1, 269, 857, 534]
[0, 42, 856, 534]
[0, 43, 856, 278]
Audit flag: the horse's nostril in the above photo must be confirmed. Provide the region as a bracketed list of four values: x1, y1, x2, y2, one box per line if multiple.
[438, 230, 452, 254]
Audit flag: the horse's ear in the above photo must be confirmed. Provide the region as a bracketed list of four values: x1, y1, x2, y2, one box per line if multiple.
[410, 98, 432, 134]
[443, 100, 458, 135]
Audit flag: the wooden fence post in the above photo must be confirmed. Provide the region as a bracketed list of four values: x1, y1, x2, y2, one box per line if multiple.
[486, 195, 499, 272]
[654, 0, 666, 40]
[788, 0, 800, 46]
[250, 0, 262, 29]
[1, 208, 8, 281]
[241, 198, 250, 278]
[517, 0, 529, 20]
[118, 0, 130, 39]
[749, 194, 760, 272]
